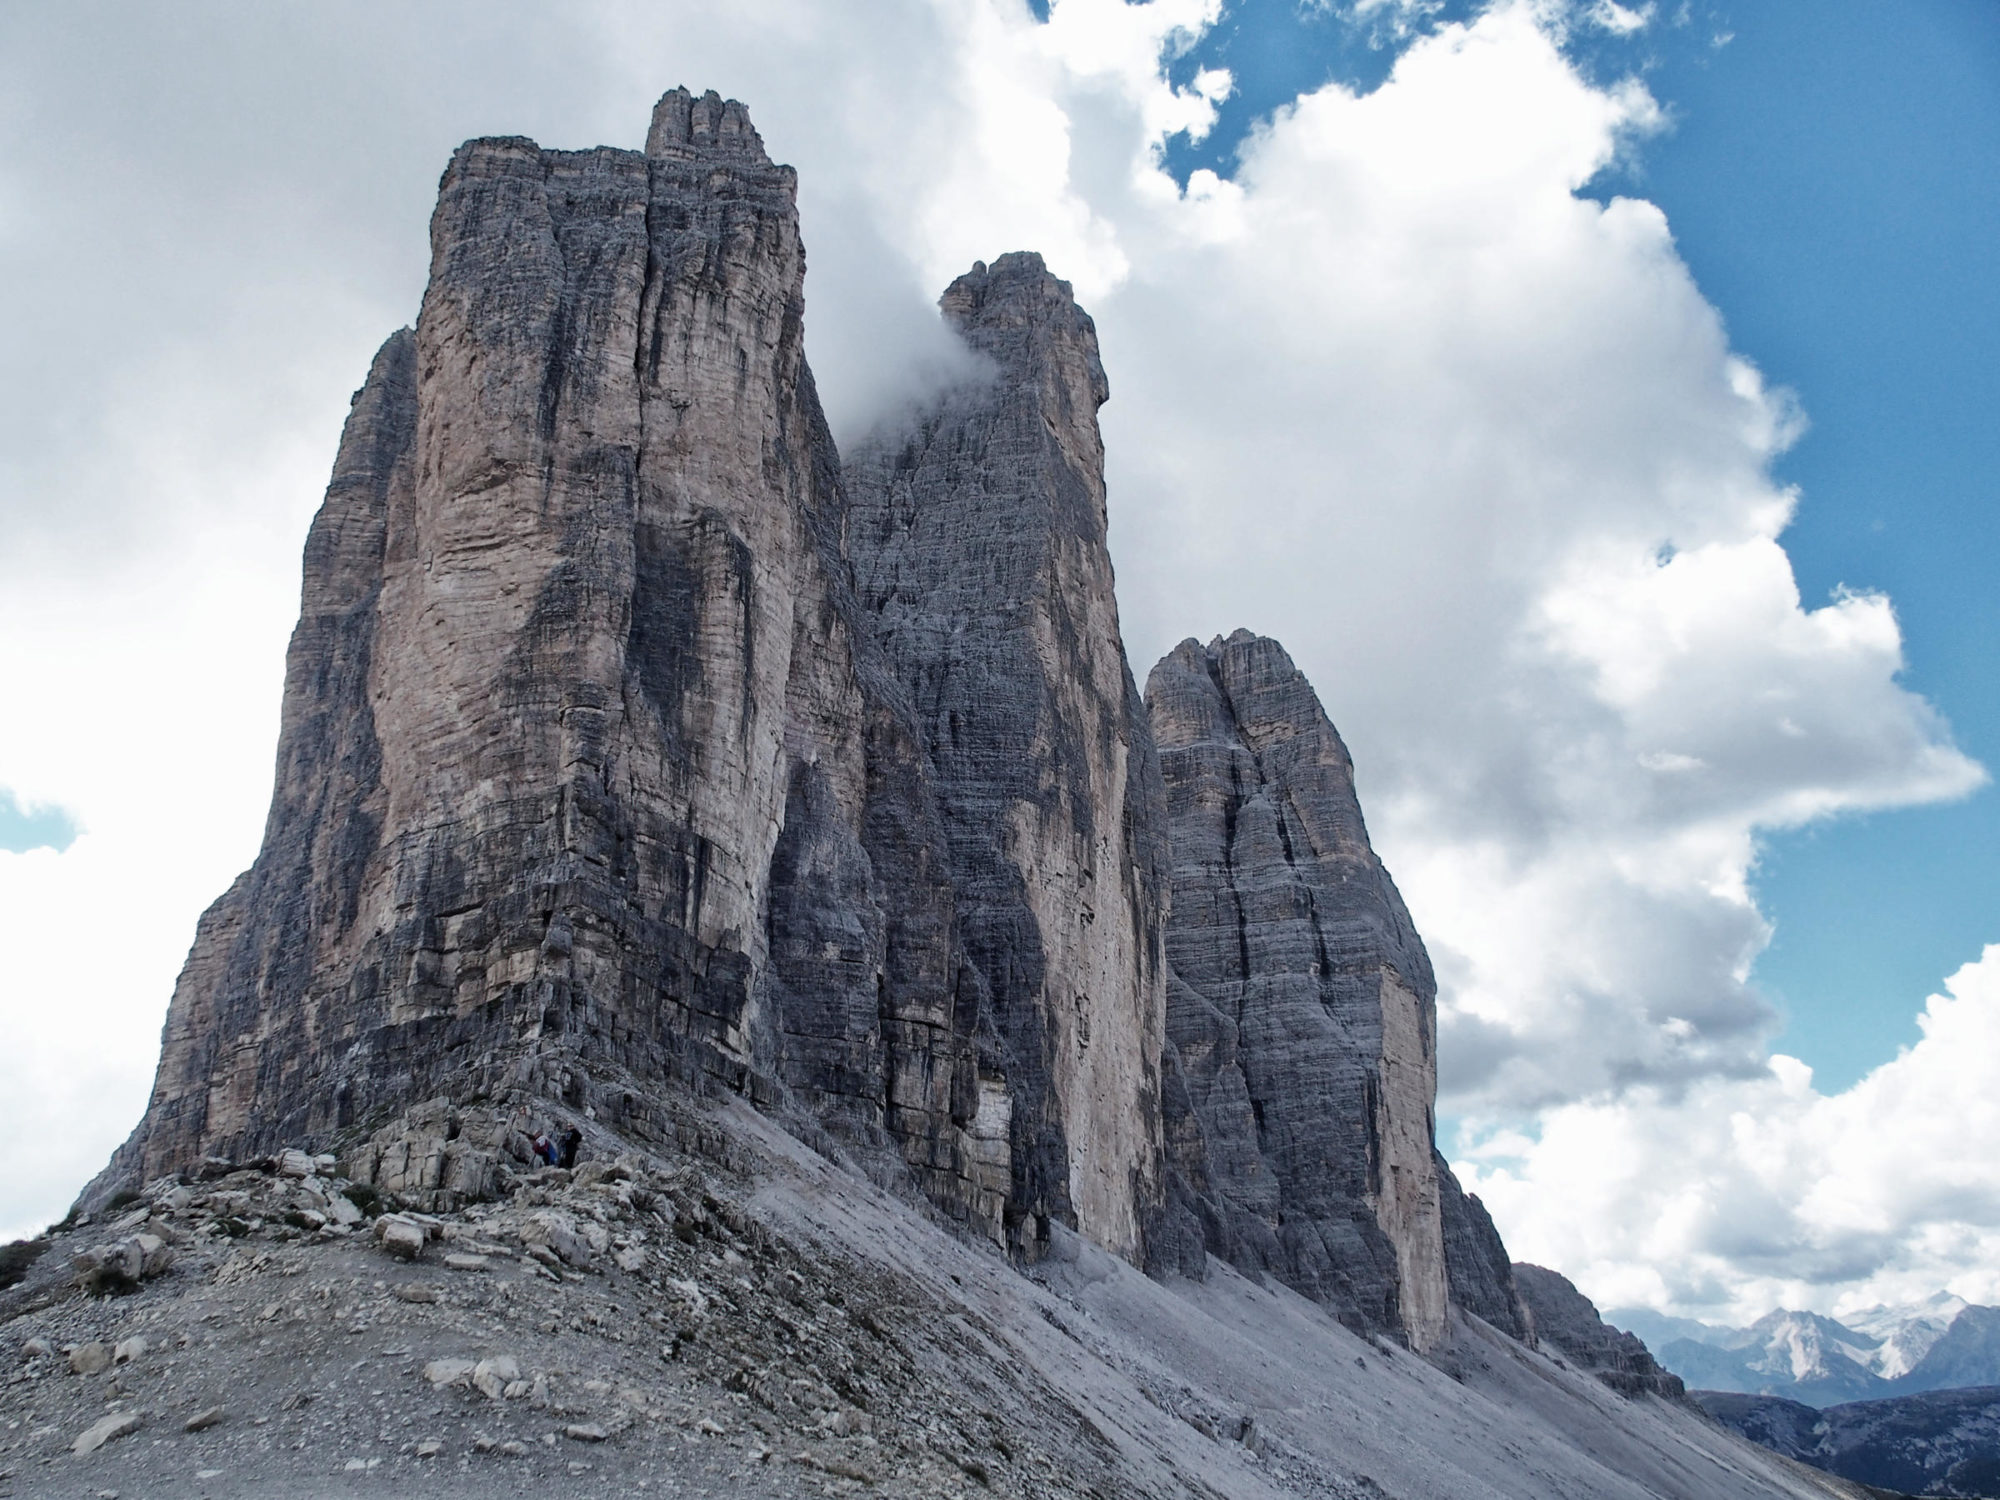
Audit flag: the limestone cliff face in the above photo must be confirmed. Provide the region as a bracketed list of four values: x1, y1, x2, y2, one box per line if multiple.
[1148, 631, 1447, 1349]
[86, 90, 1515, 1324]
[1438, 1154, 1532, 1341]
[844, 254, 1170, 1263]
[91, 90, 1001, 1242]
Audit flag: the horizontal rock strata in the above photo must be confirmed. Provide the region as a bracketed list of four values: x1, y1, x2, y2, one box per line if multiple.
[1514, 1263, 1687, 1399]
[1149, 631, 1446, 1348]
[844, 253, 1171, 1264]
[90, 89, 1003, 1244]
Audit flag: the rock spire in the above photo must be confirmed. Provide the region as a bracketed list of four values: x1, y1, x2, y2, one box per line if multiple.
[87, 90, 1526, 1350]
[90, 89, 1002, 1241]
[1148, 631, 1447, 1348]
[844, 252, 1171, 1263]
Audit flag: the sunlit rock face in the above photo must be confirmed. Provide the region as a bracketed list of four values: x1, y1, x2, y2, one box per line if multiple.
[1148, 631, 1449, 1349]
[844, 254, 1172, 1264]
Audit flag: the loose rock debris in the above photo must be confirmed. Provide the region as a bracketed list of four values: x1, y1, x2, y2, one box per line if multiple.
[0, 1104, 1128, 1500]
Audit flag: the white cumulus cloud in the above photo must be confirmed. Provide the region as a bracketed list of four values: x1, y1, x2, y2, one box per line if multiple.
[1461, 945, 2000, 1320]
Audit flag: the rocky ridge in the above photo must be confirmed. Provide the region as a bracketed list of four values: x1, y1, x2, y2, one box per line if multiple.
[1514, 1264, 1688, 1401]
[22, 84, 1834, 1497]
[1699, 1386, 2000, 1497]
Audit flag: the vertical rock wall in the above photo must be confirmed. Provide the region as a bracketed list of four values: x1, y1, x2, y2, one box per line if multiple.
[1438, 1154, 1533, 1341]
[1148, 631, 1448, 1349]
[844, 254, 1170, 1263]
[91, 91, 1001, 1243]
[85, 90, 1515, 1325]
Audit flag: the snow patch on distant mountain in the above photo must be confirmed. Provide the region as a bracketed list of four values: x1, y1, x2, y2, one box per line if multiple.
[1610, 1295, 2000, 1401]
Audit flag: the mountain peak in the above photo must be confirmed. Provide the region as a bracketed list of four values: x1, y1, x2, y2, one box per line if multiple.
[645, 86, 771, 165]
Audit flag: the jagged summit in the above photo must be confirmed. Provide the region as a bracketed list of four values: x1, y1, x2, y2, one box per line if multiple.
[645, 86, 771, 164]
[36, 83, 1889, 1500]
[1147, 631, 1448, 1347]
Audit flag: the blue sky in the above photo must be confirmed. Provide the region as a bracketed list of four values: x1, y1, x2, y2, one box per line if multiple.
[0, 788, 78, 854]
[1617, 2, 2000, 1091]
[1146, 0, 2000, 1092]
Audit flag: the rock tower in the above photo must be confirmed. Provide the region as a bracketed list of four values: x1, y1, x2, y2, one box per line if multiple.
[89, 89, 1521, 1351]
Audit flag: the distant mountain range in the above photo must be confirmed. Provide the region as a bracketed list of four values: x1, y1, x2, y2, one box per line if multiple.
[1696, 1387, 2000, 1499]
[1611, 1294, 2000, 1405]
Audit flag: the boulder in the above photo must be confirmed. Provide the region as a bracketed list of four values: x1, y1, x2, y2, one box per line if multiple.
[72, 1410, 141, 1454]
[473, 1356, 519, 1400]
[423, 1357, 477, 1387]
[68, 1341, 112, 1376]
[375, 1214, 427, 1261]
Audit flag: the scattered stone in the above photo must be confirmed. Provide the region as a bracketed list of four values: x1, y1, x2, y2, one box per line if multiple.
[565, 1423, 608, 1443]
[443, 1252, 490, 1272]
[278, 1150, 315, 1178]
[472, 1356, 519, 1400]
[423, 1358, 477, 1387]
[391, 1283, 438, 1304]
[71, 1411, 141, 1455]
[69, 1342, 113, 1376]
[695, 1417, 726, 1435]
[498, 1440, 528, 1457]
[184, 1406, 225, 1433]
[375, 1215, 426, 1261]
[112, 1336, 148, 1365]
[21, 1337, 53, 1359]
[414, 1438, 441, 1458]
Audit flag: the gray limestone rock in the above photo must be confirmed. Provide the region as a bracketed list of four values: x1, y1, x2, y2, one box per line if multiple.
[1437, 1153, 1532, 1341]
[77, 85, 1528, 1340]
[1146, 631, 1447, 1348]
[1514, 1262, 1686, 1399]
[844, 253, 1172, 1264]
[83, 89, 998, 1247]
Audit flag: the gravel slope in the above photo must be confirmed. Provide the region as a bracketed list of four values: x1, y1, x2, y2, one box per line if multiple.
[3, 1095, 1887, 1500]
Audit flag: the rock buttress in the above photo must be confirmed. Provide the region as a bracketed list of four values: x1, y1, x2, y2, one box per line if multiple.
[843, 254, 1171, 1265]
[1514, 1263, 1688, 1399]
[1147, 631, 1448, 1349]
[1437, 1153, 1532, 1340]
[87, 90, 1002, 1239]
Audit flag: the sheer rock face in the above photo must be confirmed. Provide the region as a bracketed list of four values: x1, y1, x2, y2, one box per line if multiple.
[90, 90, 1004, 1243]
[1438, 1153, 1532, 1341]
[843, 254, 1170, 1264]
[1514, 1264, 1688, 1400]
[1148, 631, 1447, 1349]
